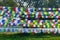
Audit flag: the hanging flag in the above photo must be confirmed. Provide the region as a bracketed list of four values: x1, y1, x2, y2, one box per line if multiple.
[21, 7, 24, 12]
[3, 29, 6, 32]
[13, 7, 16, 11]
[11, 28, 15, 32]
[0, 29, 2, 32]
[16, 7, 20, 12]
[1, 10, 4, 15]
[53, 8, 56, 11]
[43, 8, 46, 11]
[58, 8, 60, 11]
[47, 29, 50, 34]
[38, 8, 42, 11]
[7, 28, 10, 32]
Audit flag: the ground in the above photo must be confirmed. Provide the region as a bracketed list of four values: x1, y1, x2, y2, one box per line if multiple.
[0, 33, 60, 40]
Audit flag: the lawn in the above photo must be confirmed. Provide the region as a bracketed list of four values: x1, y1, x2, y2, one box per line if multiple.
[0, 33, 60, 40]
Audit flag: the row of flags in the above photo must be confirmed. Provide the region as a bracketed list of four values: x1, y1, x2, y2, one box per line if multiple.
[0, 6, 60, 11]
[0, 28, 60, 34]
[0, 19, 59, 28]
[0, 6, 60, 28]
[0, 6, 60, 33]
[21, 19, 60, 28]
[0, 9, 60, 18]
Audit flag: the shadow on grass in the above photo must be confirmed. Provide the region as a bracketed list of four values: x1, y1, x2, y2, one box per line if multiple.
[0, 33, 60, 40]
[1, 33, 60, 38]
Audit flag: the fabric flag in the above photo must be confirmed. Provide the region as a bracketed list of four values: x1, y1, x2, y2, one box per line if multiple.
[23, 28, 27, 33]
[21, 7, 25, 12]
[19, 29, 22, 33]
[38, 8, 42, 11]
[30, 8, 34, 12]
[28, 29, 32, 33]
[32, 29, 35, 34]
[3, 29, 6, 32]
[13, 7, 16, 11]
[14, 28, 18, 32]
[58, 8, 60, 11]
[4, 23, 7, 27]
[43, 8, 46, 11]
[46, 8, 52, 11]
[33, 29, 37, 33]
[17, 19, 20, 23]
[7, 29, 10, 32]
[1, 10, 4, 15]
[54, 29, 58, 34]
[53, 8, 56, 11]
[44, 11, 47, 15]
[47, 29, 50, 34]
[58, 29, 60, 34]
[8, 7, 11, 10]
[0, 10, 2, 14]
[55, 11, 58, 15]
[37, 29, 41, 33]
[0, 29, 2, 32]
[12, 11, 15, 17]
[28, 24, 30, 27]
[42, 16, 44, 18]
[16, 7, 20, 12]
[58, 24, 60, 28]
[4, 17, 8, 27]
[37, 24, 40, 28]
[11, 28, 15, 32]
[0, 6, 2, 9]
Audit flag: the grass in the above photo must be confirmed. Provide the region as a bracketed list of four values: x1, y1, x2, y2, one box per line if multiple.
[0, 33, 60, 40]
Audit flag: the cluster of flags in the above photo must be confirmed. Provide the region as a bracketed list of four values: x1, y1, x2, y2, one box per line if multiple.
[0, 6, 60, 19]
[20, 19, 60, 28]
[0, 6, 60, 34]
[0, 28, 60, 34]
[0, 18, 60, 28]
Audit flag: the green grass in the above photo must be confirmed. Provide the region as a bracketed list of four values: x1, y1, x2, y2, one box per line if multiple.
[0, 33, 60, 40]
